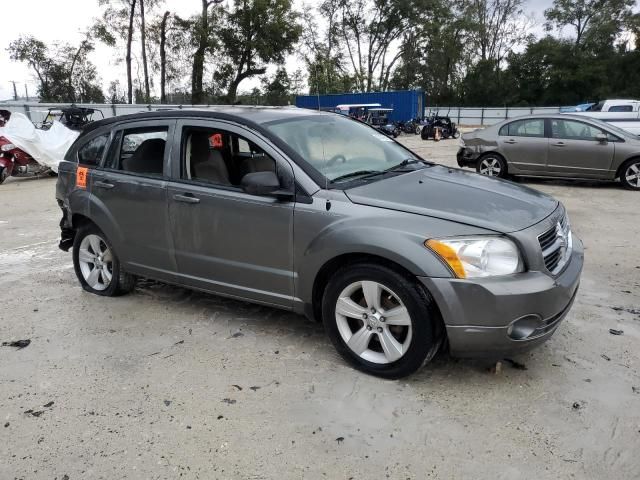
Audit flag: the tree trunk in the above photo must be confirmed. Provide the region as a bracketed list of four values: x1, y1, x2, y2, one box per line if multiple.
[126, 0, 137, 104]
[160, 11, 170, 104]
[226, 67, 266, 103]
[140, 0, 150, 103]
[191, 0, 210, 105]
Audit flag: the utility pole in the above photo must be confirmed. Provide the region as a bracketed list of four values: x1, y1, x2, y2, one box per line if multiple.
[10, 81, 18, 101]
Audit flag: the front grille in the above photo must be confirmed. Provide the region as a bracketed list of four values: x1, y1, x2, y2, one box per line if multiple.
[538, 214, 572, 275]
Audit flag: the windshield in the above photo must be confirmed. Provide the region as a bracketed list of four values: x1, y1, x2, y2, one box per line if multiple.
[264, 114, 419, 183]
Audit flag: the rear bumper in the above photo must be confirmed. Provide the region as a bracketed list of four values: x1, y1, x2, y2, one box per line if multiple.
[456, 147, 479, 168]
[420, 236, 584, 358]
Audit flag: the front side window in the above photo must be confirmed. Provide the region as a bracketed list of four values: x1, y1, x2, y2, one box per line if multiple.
[499, 119, 544, 138]
[181, 127, 276, 187]
[105, 127, 167, 175]
[78, 134, 108, 166]
[264, 115, 418, 183]
[550, 120, 604, 141]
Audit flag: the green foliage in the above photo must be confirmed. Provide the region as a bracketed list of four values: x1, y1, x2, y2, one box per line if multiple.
[8, 35, 104, 103]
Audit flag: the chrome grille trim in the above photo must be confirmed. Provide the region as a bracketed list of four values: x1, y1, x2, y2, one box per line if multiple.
[538, 213, 572, 275]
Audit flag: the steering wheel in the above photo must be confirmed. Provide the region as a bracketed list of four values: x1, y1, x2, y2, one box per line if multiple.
[326, 154, 347, 167]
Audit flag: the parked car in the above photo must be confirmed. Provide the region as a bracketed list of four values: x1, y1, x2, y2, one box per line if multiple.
[56, 108, 583, 378]
[457, 114, 640, 190]
[571, 99, 640, 135]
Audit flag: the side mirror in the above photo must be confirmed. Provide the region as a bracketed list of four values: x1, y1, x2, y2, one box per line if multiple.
[241, 171, 292, 198]
[596, 133, 608, 143]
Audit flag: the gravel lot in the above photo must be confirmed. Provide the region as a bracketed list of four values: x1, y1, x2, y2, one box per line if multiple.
[1, 135, 639, 479]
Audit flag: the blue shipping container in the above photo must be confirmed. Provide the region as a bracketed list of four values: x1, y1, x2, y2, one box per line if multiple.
[295, 90, 425, 122]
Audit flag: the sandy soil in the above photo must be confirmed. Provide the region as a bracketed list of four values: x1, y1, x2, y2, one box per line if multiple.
[1, 137, 639, 479]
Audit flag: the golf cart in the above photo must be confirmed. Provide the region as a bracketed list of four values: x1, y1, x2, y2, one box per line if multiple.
[366, 108, 400, 137]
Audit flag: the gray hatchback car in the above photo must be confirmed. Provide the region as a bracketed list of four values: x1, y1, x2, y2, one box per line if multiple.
[457, 114, 640, 190]
[56, 108, 583, 378]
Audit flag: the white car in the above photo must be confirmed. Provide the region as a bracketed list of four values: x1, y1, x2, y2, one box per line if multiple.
[572, 99, 640, 136]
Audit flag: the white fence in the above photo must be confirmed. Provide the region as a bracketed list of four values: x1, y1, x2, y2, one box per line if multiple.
[426, 106, 564, 126]
[2, 102, 565, 127]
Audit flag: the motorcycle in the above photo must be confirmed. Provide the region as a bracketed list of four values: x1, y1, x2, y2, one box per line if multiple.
[0, 109, 55, 184]
[395, 119, 419, 135]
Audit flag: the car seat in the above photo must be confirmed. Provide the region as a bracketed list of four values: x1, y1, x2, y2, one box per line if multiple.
[122, 138, 165, 174]
[190, 133, 231, 185]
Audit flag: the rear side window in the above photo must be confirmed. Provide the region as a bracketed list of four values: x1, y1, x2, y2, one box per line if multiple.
[499, 119, 544, 138]
[77, 134, 108, 166]
[608, 105, 633, 112]
[104, 127, 168, 176]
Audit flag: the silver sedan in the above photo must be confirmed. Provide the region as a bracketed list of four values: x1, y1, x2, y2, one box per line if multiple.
[457, 114, 640, 190]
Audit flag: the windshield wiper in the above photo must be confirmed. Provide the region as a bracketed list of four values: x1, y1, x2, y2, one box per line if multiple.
[330, 170, 380, 183]
[330, 159, 426, 184]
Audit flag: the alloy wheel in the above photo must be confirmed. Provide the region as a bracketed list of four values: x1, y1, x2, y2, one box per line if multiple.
[335, 280, 413, 364]
[479, 157, 502, 177]
[78, 234, 114, 291]
[624, 162, 640, 188]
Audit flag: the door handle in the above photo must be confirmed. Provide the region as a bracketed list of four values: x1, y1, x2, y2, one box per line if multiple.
[173, 193, 200, 204]
[504, 139, 517, 144]
[94, 181, 115, 189]
[552, 142, 566, 147]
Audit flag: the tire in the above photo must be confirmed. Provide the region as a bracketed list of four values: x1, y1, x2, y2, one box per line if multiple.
[322, 263, 442, 379]
[415, 125, 421, 135]
[72, 223, 135, 296]
[476, 154, 508, 178]
[0, 167, 7, 184]
[619, 158, 640, 190]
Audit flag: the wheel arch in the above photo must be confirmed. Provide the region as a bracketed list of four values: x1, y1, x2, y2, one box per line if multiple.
[309, 252, 445, 331]
[615, 155, 640, 179]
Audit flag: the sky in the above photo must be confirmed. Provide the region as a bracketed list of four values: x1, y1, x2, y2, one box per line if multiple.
[0, 0, 565, 102]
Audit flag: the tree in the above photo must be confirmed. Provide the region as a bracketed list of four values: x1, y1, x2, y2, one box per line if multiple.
[215, 0, 301, 103]
[8, 36, 104, 103]
[261, 68, 291, 105]
[159, 11, 170, 103]
[192, 0, 224, 104]
[139, 0, 151, 102]
[95, 0, 138, 103]
[545, 0, 635, 49]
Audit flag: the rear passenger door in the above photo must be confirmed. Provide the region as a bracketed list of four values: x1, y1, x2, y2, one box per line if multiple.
[498, 118, 548, 173]
[89, 120, 177, 279]
[547, 118, 615, 177]
[166, 119, 295, 308]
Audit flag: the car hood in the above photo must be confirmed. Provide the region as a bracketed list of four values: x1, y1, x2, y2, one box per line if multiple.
[344, 165, 559, 233]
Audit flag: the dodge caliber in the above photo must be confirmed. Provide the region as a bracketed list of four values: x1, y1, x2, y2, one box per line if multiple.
[56, 108, 583, 378]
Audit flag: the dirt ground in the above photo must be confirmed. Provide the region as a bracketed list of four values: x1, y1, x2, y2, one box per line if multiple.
[1, 136, 639, 480]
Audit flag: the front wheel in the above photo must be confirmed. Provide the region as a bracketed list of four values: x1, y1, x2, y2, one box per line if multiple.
[620, 159, 640, 190]
[322, 263, 441, 379]
[0, 167, 8, 184]
[476, 154, 507, 178]
[72, 224, 135, 296]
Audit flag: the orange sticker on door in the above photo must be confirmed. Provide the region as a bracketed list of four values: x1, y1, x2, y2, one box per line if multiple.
[76, 167, 88, 188]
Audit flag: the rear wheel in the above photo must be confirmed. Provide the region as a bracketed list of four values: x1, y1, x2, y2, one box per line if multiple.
[72, 224, 135, 296]
[0, 167, 8, 184]
[620, 159, 640, 190]
[476, 154, 507, 178]
[322, 263, 441, 379]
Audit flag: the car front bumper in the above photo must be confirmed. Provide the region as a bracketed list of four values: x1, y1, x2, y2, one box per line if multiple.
[456, 147, 480, 168]
[419, 236, 584, 358]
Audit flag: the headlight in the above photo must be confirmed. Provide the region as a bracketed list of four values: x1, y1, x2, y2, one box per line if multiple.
[1, 143, 16, 152]
[425, 236, 523, 278]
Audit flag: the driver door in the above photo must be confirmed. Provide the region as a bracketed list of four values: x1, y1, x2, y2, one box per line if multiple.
[167, 119, 296, 308]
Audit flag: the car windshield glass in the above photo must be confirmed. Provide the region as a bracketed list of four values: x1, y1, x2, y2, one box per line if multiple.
[264, 114, 421, 184]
